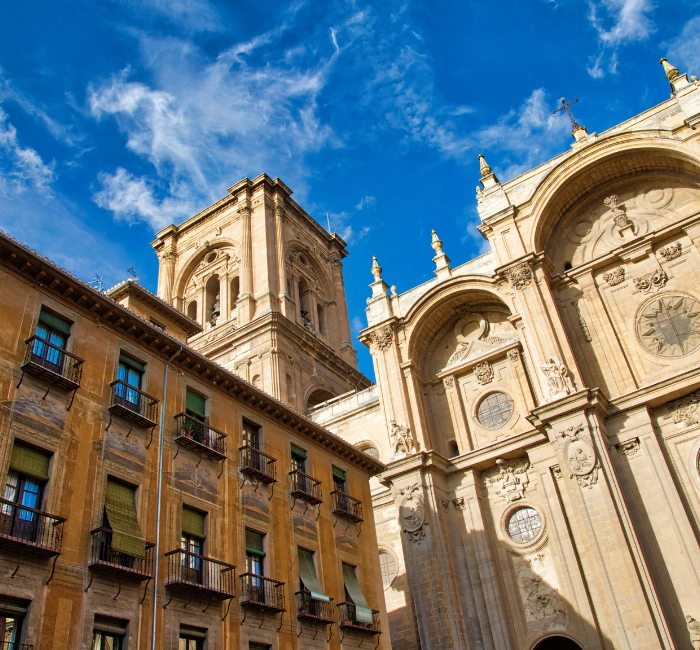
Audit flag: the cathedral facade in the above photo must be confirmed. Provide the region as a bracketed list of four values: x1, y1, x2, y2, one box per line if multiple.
[310, 60, 700, 650]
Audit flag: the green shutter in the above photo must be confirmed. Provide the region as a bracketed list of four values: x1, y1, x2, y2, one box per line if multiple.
[332, 467, 346, 482]
[119, 354, 145, 374]
[342, 564, 374, 624]
[10, 443, 50, 482]
[38, 309, 72, 336]
[291, 444, 307, 461]
[298, 549, 330, 602]
[181, 506, 205, 538]
[245, 529, 266, 557]
[104, 479, 146, 559]
[186, 390, 206, 419]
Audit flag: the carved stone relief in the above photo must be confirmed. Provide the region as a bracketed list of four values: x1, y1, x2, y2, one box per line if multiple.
[399, 484, 426, 544]
[560, 424, 599, 489]
[572, 300, 592, 342]
[618, 438, 641, 458]
[540, 356, 574, 401]
[446, 311, 517, 368]
[483, 457, 530, 502]
[633, 269, 668, 294]
[474, 361, 494, 385]
[603, 267, 626, 286]
[664, 389, 700, 426]
[636, 294, 700, 357]
[452, 497, 466, 511]
[443, 376, 454, 389]
[505, 263, 532, 290]
[390, 421, 415, 460]
[659, 242, 682, 261]
[441, 498, 449, 511]
[508, 348, 520, 363]
[369, 325, 393, 352]
[687, 614, 700, 649]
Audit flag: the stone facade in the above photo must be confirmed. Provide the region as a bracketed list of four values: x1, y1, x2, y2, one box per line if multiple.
[311, 61, 700, 649]
[0, 232, 388, 648]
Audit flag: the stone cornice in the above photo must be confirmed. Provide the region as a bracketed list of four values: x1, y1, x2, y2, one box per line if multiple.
[0, 230, 383, 476]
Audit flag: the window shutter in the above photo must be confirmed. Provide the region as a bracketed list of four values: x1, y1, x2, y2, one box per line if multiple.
[342, 564, 374, 624]
[9, 443, 50, 482]
[298, 549, 330, 602]
[332, 467, 346, 482]
[38, 309, 72, 336]
[181, 506, 205, 538]
[186, 391, 206, 419]
[245, 529, 266, 557]
[104, 479, 145, 559]
[291, 444, 307, 460]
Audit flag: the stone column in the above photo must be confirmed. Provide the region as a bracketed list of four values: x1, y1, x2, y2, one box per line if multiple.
[330, 256, 354, 364]
[441, 375, 473, 453]
[237, 201, 254, 324]
[274, 202, 291, 318]
[158, 251, 178, 305]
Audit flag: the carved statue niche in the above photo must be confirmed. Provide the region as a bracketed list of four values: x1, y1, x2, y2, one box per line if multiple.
[483, 457, 530, 502]
[540, 356, 574, 401]
[390, 420, 415, 460]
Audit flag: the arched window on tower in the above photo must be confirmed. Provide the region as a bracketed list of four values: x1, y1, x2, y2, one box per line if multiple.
[205, 274, 220, 327]
[317, 304, 326, 336]
[306, 389, 334, 414]
[230, 276, 240, 315]
[298, 278, 312, 329]
[187, 300, 198, 323]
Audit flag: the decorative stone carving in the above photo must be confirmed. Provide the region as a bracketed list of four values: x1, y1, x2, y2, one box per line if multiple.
[474, 361, 494, 385]
[687, 615, 700, 650]
[659, 242, 682, 261]
[540, 356, 573, 401]
[560, 424, 599, 489]
[634, 268, 668, 294]
[664, 389, 700, 426]
[506, 262, 532, 290]
[573, 300, 592, 342]
[441, 497, 449, 511]
[618, 438, 641, 458]
[399, 484, 425, 544]
[447, 312, 517, 367]
[508, 348, 520, 363]
[452, 497, 466, 511]
[476, 185, 484, 204]
[604, 194, 634, 232]
[390, 420, 415, 459]
[484, 457, 530, 502]
[514, 551, 568, 632]
[603, 267, 626, 286]
[443, 376, 454, 389]
[551, 465, 562, 480]
[637, 294, 700, 357]
[369, 325, 393, 352]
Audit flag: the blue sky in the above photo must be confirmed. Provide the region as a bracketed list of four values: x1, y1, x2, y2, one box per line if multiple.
[1, 0, 698, 379]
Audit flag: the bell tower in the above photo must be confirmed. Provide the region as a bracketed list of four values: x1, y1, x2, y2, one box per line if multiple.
[152, 174, 370, 412]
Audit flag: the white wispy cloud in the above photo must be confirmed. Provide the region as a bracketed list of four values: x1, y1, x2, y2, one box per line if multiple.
[666, 15, 700, 75]
[356, 195, 376, 210]
[586, 0, 655, 78]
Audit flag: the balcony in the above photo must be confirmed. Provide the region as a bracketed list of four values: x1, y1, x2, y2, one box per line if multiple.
[88, 528, 154, 580]
[0, 498, 65, 556]
[239, 446, 277, 484]
[108, 380, 159, 428]
[1, 643, 34, 650]
[21, 336, 83, 391]
[164, 549, 235, 600]
[289, 470, 323, 505]
[330, 491, 364, 523]
[337, 602, 381, 634]
[174, 413, 227, 461]
[296, 590, 335, 623]
[240, 573, 286, 612]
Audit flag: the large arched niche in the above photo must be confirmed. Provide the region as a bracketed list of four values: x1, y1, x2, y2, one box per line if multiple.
[285, 240, 332, 297]
[173, 240, 240, 304]
[530, 139, 700, 259]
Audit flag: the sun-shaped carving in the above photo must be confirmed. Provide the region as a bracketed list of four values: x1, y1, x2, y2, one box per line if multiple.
[636, 294, 700, 357]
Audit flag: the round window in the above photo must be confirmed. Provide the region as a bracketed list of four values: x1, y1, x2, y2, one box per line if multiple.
[206, 251, 217, 264]
[507, 506, 542, 544]
[363, 446, 380, 461]
[477, 392, 514, 429]
[379, 550, 397, 589]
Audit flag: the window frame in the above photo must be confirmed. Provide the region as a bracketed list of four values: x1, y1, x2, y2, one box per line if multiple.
[242, 419, 262, 450]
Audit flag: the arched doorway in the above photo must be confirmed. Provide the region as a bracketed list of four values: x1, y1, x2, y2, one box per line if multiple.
[306, 389, 334, 413]
[533, 636, 582, 650]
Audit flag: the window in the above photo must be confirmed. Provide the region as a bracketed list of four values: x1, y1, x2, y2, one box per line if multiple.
[103, 478, 145, 564]
[243, 420, 261, 450]
[92, 616, 127, 650]
[298, 548, 329, 601]
[230, 277, 240, 306]
[291, 444, 307, 474]
[249, 644, 270, 650]
[2, 443, 51, 543]
[0, 597, 29, 646]
[332, 467, 347, 493]
[245, 529, 266, 577]
[187, 300, 197, 322]
[150, 318, 165, 332]
[379, 551, 397, 589]
[342, 564, 374, 624]
[179, 625, 206, 650]
[362, 445, 380, 461]
[185, 389, 207, 422]
[181, 506, 206, 584]
[476, 392, 514, 429]
[317, 304, 326, 335]
[448, 441, 460, 458]
[33, 308, 71, 373]
[507, 507, 542, 544]
[115, 354, 145, 411]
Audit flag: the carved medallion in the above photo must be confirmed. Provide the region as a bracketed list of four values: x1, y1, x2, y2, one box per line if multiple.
[399, 484, 425, 544]
[560, 424, 599, 489]
[506, 263, 532, 290]
[636, 294, 700, 357]
[474, 361, 494, 385]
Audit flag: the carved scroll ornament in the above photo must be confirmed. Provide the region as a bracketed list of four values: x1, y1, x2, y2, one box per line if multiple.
[634, 269, 668, 294]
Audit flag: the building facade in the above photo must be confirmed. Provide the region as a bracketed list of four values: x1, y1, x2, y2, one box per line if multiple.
[310, 60, 700, 650]
[0, 230, 389, 649]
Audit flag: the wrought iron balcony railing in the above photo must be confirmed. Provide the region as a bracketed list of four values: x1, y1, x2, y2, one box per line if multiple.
[88, 528, 154, 580]
[240, 573, 286, 612]
[0, 497, 65, 556]
[337, 602, 381, 634]
[289, 470, 323, 505]
[239, 445, 277, 484]
[0, 642, 34, 650]
[330, 490, 364, 523]
[174, 413, 227, 460]
[296, 590, 334, 623]
[164, 549, 235, 599]
[108, 379, 159, 428]
[21, 335, 83, 390]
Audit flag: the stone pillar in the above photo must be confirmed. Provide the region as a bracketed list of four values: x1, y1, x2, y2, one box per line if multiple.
[237, 201, 254, 324]
[274, 201, 291, 318]
[442, 375, 473, 453]
[158, 251, 177, 305]
[331, 256, 354, 363]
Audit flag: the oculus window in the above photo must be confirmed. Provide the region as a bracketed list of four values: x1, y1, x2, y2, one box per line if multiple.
[477, 392, 514, 429]
[507, 507, 541, 544]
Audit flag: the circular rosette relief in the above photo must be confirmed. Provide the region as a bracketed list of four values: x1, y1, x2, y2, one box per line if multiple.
[564, 438, 596, 476]
[636, 293, 700, 358]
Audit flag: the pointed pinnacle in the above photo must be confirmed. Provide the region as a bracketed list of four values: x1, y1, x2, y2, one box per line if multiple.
[660, 58, 680, 81]
[371, 256, 383, 282]
[478, 154, 492, 177]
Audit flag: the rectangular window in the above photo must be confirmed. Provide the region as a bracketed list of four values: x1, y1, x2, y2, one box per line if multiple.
[0, 597, 29, 645]
[342, 564, 374, 624]
[291, 444, 307, 474]
[245, 529, 266, 577]
[243, 420, 261, 450]
[250, 644, 271, 650]
[33, 308, 71, 372]
[332, 467, 347, 493]
[179, 625, 206, 650]
[103, 478, 145, 560]
[92, 615, 127, 650]
[186, 389, 207, 422]
[298, 548, 329, 602]
[181, 506, 206, 585]
[116, 354, 145, 410]
[150, 318, 165, 332]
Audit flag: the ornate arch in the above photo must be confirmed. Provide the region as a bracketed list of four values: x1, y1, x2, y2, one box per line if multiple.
[285, 239, 332, 299]
[173, 239, 241, 302]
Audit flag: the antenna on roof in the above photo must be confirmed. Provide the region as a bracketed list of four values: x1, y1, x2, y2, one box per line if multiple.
[88, 274, 104, 292]
[127, 267, 138, 281]
[326, 213, 331, 234]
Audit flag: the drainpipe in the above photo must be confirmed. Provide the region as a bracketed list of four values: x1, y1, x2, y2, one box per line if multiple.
[151, 345, 183, 650]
